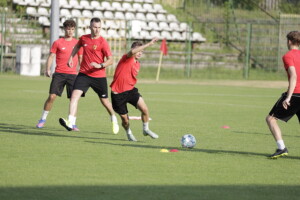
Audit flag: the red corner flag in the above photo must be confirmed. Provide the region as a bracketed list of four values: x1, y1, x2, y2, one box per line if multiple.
[160, 39, 168, 56]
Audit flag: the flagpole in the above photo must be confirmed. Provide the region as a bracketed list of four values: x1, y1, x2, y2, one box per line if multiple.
[156, 51, 163, 82]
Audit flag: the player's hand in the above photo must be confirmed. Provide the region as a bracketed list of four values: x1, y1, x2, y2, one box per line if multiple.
[68, 58, 73, 68]
[150, 37, 158, 45]
[90, 62, 101, 69]
[44, 69, 51, 77]
[282, 98, 291, 110]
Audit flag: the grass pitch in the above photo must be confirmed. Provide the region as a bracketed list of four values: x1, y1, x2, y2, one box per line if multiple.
[0, 75, 299, 200]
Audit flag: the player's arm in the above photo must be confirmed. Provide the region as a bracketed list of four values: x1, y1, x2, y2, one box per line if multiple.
[68, 43, 81, 68]
[127, 37, 158, 58]
[283, 66, 297, 109]
[90, 55, 113, 69]
[45, 52, 56, 77]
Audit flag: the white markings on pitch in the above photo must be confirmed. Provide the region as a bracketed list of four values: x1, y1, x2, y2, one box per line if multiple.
[143, 92, 277, 98]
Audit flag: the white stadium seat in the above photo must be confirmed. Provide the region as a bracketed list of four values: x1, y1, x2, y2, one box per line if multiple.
[102, 1, 114, 11]
[90, 1, 101, 9]
[26, 7, 37, 16]
[85, 28, 91, 34]
[180, 22, 190, 31]
[38, 16, 50, 26]
[71, 9, 81, 17]
[69, 0, 82, 9]
[144, 0, 154, 3]
[59, 8, 71, 17]
[169, 22, 180, 30]
[161, 31, 172, 40]
[156, 13, 167, 21]
[112, 2, 125, 12]
[125, 12, 135, 20]
[115, 11, 125, 20]
[140, 21, 150, 30]
[104, 11, 114, 19]
[93, 10, 104, 18]
[132, 3, 146, 13]
[172, 31, 182, 41]
[140, 30, 151, 40]
[82, 10, 93, 18]
[148, 21, 160, 31]
[80, 0, 93, 10]
[153, 4, 167, 13]
[107, 29, 119, 38]
[150, 30, 161, 39]
[167, 14, 178, 22]
[77, 28, 85, 37]
[193, 32, 206, 42]
[101, 29, 108, 37]
[119, 30, 126, 37]
[146, 13, 157, 21]
[77, 18, 85, 28]
[105, 20, 119, 29]
[59, 0, 72, 9]
[37, 7, 48, 16]
[143, 3, 155, 13]
[83, 18, 91, 26]
[41, 0, 50, 7]
[27, 0, 38, 6]
[134, 0, 144, 3]
[136, 13, 146, 21]
[122, 2, 135, 12]
[159, 22, 171, 31]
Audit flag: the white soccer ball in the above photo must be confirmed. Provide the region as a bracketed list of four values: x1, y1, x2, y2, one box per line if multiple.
[181, 134, 196, 148]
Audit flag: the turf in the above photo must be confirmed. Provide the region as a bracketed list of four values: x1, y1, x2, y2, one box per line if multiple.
[0, 75, 299, 200]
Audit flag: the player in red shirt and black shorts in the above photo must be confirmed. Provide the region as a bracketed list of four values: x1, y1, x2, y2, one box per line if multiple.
[110, 38, 159, 141]
[36, 19, 83, 129]
[266, 31, 300, 158]
[59, 17, 119, 134]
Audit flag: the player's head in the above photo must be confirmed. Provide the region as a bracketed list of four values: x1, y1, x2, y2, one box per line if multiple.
[63, 19, 76, 38]
[90, 17, 101, 37]
[286, 31, 300, 49]
[131, 41, 144, 59]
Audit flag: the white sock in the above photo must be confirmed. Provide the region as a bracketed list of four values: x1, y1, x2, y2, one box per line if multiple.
[276, 140, 285, 150]
[143, 122, 149, 130]
[111, 114, 118, 123]
[68, 115, 76, 125]
[41, 110, 49, 120]
[126, 128, 132, 135]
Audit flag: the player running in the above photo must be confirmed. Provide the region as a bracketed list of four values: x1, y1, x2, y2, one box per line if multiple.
[110, 38, 159, 141]
[59, 17, 119, 134]
[266, 31, 300, 158]
[36, 19, 83, 129]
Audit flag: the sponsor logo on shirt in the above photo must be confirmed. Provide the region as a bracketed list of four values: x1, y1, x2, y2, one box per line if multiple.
[62, 47, 66, 50]
[83, 44, 88, 47]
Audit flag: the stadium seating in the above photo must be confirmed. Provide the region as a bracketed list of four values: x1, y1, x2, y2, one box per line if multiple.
[132, 3, 146, 13]
[104, 11, 114, 19]
[26, 7, 37, 16]
[60, 0, 72, 9]
[157, 13, 167, 22]
[90, 1, 101, 9]
[93, 10, 104, 18]
[122, 2, 135, 12]
[102, 1, 114, 11]
[115, 11, 125, 20]
[136, 13, 146, 21]
[148, 21, 160, 31]
[125, 12, 135, 20]
[112, 2, 125, 12]
[146, 13, 157, 21]
[37, 7, 48, 16]
[80, 0, 93, 10]
[82, 10, 93, 18]
[71, 9, 81, 18]
[69, 0, 82, 9]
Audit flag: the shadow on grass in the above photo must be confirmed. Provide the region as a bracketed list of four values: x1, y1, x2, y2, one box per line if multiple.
[0, 185, 299, 200]
[86, 140, 300, 160]
[0, 123, 125, 142]
[233, 131, 300, 138]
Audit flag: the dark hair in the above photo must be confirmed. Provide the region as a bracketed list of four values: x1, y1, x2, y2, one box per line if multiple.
[90, 17, 101, 25]
[63, 19, 76, 28]
[287, 31, 300, 46]
[131, 41, 143, 49]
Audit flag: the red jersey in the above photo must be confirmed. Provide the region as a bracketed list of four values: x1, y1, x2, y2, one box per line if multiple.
[51, 38, 82, 74]
[110, 54, 140, 93]
[78, 34, 112, 78]
[282, 49, 300, 93]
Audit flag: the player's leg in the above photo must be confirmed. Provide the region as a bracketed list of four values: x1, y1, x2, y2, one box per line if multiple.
[136, 97, 159, 139]
[119, 113, 137, 141]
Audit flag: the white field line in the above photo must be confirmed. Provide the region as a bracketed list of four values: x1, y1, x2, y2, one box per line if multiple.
[144, 92, 277, 98]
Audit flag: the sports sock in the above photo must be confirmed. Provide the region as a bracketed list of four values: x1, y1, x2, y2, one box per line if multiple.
[126, 128, 132, 135]
[143, 122, 149, 130]
[111, 114, 118, 122]
[41, 110, 49, 120]
[276, 140, 285, 150]
[68, 115, 76, 125]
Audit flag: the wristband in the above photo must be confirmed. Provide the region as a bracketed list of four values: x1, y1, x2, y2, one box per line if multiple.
[100, 63, 104, 68]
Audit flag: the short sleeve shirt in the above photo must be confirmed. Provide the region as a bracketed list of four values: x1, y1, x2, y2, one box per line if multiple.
[110, 54, 140, 93]
[282, 49, 300, 93]
[78, 34, 112, 78]
[51, 38, 83, 74]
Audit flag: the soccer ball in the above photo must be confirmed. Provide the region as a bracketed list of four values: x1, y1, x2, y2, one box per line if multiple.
[181, 134, 196, 148]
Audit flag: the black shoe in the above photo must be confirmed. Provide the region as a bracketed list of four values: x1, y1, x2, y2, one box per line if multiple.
[268, 148, 288, 159]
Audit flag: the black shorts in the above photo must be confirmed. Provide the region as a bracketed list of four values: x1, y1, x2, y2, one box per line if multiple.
[49, 73, 77, 98]
[269, 92, 300, 122]
[111, 88, 141, 115]
[73, 73, 108, 98]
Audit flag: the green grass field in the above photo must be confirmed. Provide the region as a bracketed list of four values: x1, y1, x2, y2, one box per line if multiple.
[0, 75, 299, 200]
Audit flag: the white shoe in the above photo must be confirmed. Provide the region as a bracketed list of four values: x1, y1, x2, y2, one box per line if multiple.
[143, 129, 159, 139]
[59, 118, 73, 131]
[112, 121, 119, 134]
[127, 133, 137, 141]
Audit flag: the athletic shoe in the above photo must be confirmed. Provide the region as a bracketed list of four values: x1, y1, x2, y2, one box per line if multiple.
[269, 148, 288, 159]
[59, 118, 72, 131]
[112, 121, 119, 134]
[36, 119, 46, 128]
[143, 129, 159, 139]
[72, 125, 80, 131]
[127, 133, 137, 142]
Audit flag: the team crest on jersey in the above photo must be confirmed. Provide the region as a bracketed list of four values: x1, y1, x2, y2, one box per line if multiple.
[93, 45, 97, 50]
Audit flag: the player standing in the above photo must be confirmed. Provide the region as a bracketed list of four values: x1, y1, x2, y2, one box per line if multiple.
[59, 17, 119, 134]
[110, 38, 159, 141]
[266, 31, 300, 158]
[36, 19, 82, 129]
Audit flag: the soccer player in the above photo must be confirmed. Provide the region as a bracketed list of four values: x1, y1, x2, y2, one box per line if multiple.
[36, 19, 83, 129]
[266, 31, 300, 158]
[110, 38, 159, 141]
[59, 17, 119, 134]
